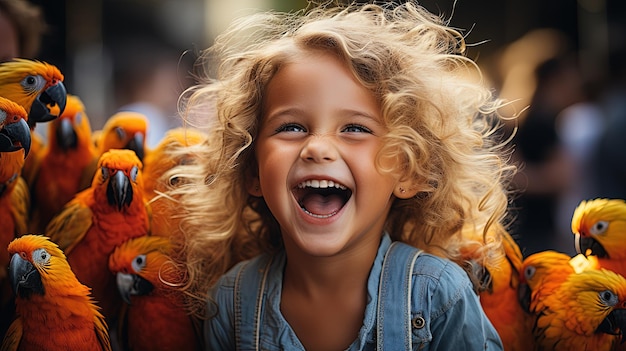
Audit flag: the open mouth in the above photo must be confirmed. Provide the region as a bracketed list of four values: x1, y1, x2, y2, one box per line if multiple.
[293, 180, 352, 219]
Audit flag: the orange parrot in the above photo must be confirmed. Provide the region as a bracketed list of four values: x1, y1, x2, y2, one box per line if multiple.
[45, 149, 151, 321]
[1, 234, 111, 351]
[533, 267, 626, 350]
[81, 111, 149, 190]
[571, 198, 626, 278]
[517, 250, 576, 316]
[0, 97, 31, 336]
[460, 226, 534, 351]
[109, 235, 202, 351]
[28, 94, 98, 234]
[142, 127, 207, 237]
[0, 58, 67, 186]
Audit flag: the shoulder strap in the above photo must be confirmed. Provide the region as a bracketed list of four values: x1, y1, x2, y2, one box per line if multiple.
[377, 241, 422, 351]
[234, 256, 273, 351]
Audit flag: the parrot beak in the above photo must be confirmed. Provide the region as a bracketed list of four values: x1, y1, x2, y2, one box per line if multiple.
[597, 308, 626, 342]
[0, 118, 31, 157]
[56, 118, 77, 151]
[116, 272, 154, 305]
[107, 170, 133, 210]
[28, 81, 67, 127]
[517, 282, 531, 314]
[126, 132, 145, 161]
[9, 253, 44, 298]
[576, 235, 608, 258]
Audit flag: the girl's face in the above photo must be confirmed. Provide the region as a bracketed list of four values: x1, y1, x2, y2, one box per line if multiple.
[253, 51, 400, 257]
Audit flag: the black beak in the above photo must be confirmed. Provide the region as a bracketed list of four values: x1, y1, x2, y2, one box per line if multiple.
[0, 118, 31, 157]
[28, 81, 67, 127]
[518, 282, 531, 314]
[116, 272, 153, 305]
[107, 170, 133, 210]
[126, 133, 145, 161]
[575, 234, 609, 258]
[597, 309, 626, 342]
[56, 118, 77, 151]
[9, 253, 44, 298]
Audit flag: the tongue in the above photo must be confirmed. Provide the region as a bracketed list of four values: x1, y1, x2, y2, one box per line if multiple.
[301, 193, 344, 216]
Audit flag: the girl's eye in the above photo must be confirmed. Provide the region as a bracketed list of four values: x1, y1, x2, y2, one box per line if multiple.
[275, 123, 306, 133]
[343, 124, 372, 133]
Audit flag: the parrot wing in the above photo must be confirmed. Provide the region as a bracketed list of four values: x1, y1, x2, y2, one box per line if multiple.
[0, 316, 22, 351]
[46, 200, 93, 254]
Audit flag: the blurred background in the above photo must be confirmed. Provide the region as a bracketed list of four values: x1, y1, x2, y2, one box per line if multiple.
[11, 0, 626, 256]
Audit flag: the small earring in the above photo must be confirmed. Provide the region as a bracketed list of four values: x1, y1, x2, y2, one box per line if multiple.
[400, 187, 406, 194]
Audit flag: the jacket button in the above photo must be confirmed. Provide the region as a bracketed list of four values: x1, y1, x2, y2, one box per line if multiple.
[412, 316, 425, 329]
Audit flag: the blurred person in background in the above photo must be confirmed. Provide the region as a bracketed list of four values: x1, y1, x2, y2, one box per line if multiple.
[0, 0, 46, 62]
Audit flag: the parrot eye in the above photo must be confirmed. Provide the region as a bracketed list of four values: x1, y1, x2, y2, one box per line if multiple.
[20, 74, 46, 94]
[129, 166, 138, 182]
[0, 110, 6, 124]
[101, 167, 110, 180]
[75, 112, 83, 124]
[524, 266, 536, 281]
[115, 126, 127, 140]
[132, 254, 147, 273]
[599, 289, 619, 307]
[590, 221, 609, 235]
[32, 248, 51, 266]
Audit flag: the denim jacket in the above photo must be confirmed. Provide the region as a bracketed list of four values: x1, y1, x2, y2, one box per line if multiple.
[205, 234, 503, 350]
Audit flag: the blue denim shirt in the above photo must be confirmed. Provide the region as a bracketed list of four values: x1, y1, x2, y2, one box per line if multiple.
[205, 234, 503, 350]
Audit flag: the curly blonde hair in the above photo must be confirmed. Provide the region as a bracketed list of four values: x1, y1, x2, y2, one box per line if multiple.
[167, 1, 516, 317]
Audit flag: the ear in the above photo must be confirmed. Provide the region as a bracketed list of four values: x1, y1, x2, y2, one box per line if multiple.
[246, 174, 263, 197]
[393, 178, 419, 199]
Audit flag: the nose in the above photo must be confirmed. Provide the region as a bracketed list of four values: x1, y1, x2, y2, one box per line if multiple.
[300, 135, 338, 162]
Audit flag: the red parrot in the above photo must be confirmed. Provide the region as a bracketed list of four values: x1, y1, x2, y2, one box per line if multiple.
[0, 58, 67, 186]
[460, 227, 534, 351]
[0, 97, 31, 335]
[109, 235, 202, 351]
[45, 149, 151, 320]
[1, 234, 111, 351]
[571, 198, 626, 278]
[28, 94, 98, 234]
[142, 127, 207, 237]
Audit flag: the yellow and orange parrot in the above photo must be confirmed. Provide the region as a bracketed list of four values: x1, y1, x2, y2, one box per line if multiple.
[1, 234, 111, 351]
[517, 250, 577, 316]
[533, 267, 626, 350]
[459, 226, 534, 351]
[109, 235, 202, 351]
[28, 94, 98, 234]
[45, 149, 151, 321]
[81, 111, 149, 190]
[0, 58, 67, 185]
[142, 127, 207, 237]
[572, 198, 626, 278]
[0, 97, 31, 335]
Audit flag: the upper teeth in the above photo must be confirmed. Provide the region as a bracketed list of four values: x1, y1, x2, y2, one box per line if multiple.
[297, 180, 347, 190]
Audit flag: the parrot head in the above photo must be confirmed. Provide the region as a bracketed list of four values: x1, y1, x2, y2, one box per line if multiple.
[109, 235, 172, 304]
[517, 250, 574, 313]
[49, 94, 92, 151]
[572, 198, 626, 259]
[95, 149, 144, 211]
[0, 96, 31, 157]
[579, 269, 626, 341]
[98, 111, 148, 161]
[0, 58, 67, 128]
[7, 234, 73, 299]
